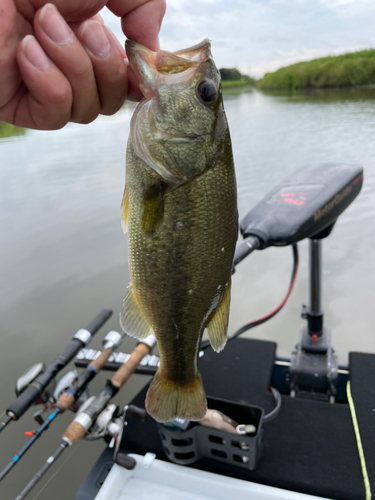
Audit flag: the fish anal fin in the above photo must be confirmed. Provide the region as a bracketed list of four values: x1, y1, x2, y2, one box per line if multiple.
[120, 286, 152, 340]
[142, 180, 164, 234]
[146, 370, 207, 422]
[121, 184, 129, 234]
[206, 280, 231, 353]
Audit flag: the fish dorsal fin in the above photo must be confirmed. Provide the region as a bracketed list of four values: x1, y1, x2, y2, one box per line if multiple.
[120, 285, 152, 340]
[142, 181, 165, 234]
[121, 184, 129, 234]
[206, 280, 231, 353]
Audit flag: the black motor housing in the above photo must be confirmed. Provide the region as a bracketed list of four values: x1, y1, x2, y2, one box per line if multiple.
[240, 163, 363, 248]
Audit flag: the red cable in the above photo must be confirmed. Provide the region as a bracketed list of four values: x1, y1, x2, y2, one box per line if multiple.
[226, 244, 299, 343]
[201, 244, 300, 350]
[251, 244, 299, 324]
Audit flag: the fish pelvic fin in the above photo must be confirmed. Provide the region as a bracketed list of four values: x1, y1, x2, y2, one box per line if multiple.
[145, 371, 207, 423]
[142, 180, 165, 235]
[121, 184, 129, 234]
[206, 279, 231, 353]
[120, 285, 152, 340]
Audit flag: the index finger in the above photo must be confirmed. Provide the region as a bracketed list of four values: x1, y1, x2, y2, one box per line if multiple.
[107, 0, 166, 51]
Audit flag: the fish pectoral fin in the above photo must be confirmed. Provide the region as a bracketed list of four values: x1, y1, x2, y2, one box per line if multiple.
[121, 184, 129, 234]
[206, 280, 231, 353]
[120, 286, 152, 340]
[142, 180, 165, 234]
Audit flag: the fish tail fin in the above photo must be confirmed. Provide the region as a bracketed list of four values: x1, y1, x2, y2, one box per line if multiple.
[145, 371, 207, 423]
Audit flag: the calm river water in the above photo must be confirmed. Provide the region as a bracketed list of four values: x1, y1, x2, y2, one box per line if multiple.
[1, 87, 375, 499]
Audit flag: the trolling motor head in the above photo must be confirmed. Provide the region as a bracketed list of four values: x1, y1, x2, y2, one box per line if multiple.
[234, 162, 363, 339]
[239, 162, 363, 248]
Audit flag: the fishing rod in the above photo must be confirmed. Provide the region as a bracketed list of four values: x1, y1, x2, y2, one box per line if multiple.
[0, 308, 112, 434]
[15, 334, 156, 500]
[0, 329, 126, 482]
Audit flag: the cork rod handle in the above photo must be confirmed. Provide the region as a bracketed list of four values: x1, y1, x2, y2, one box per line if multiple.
[55, 348, 114, 412]
[63, 421, 85, 445]
[111, 342, 150, 389]
[90, 347, 113, 371]
[62, 341, 151, 445]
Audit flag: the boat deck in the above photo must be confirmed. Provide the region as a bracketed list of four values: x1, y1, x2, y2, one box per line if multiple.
[76, 338, 375, 500]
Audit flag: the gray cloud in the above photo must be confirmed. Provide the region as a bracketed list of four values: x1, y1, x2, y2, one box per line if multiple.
[101, 0, 375, 77]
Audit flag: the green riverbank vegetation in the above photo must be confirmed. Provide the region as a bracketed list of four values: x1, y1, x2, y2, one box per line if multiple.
[220, 68, 256, 90]
[0, 122, 26, 140]
[257, 49, 375, 90]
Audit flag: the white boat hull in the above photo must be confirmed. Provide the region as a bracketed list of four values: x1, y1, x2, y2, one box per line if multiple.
[95, 454, 329, 500]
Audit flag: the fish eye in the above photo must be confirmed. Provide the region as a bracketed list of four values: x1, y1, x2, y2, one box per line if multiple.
[197, 80, 217, 102]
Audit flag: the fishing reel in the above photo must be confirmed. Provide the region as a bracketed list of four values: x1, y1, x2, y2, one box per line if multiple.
[111, 405, 147, 470]
[52, 370, 90, 412]
[77, 399, 146, 441]
[75, 397, 119, 441]
[15, 362, 54, 405]
[15, 364, 85, 410]
[31, 370, 88, 426]
[14, 365, 92, 428]
[75, 399, 147, 468]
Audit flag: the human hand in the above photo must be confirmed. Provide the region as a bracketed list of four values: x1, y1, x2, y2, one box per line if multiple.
[0, 0, 166, 130]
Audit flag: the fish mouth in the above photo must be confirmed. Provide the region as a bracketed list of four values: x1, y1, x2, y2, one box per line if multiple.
[126, 40, 155, 72]
[125, 39, 212, 99]
[125, 39, 211, 68]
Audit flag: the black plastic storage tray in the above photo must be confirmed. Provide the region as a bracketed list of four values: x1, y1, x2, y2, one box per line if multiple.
[158, 396, 264, 470]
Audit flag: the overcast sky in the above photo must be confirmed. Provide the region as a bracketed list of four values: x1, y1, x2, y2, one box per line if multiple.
[101, 0, 375, 77]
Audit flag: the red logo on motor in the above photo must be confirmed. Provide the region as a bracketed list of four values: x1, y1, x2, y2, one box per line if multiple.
[281, 193, 306, 206]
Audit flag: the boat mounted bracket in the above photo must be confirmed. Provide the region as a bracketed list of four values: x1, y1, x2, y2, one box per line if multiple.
[290, 236, 338, 402]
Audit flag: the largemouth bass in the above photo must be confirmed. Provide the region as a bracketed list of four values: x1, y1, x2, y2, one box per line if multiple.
[121, 39, 238, 422]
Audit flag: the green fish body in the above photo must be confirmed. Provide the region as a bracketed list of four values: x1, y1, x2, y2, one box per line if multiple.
[121, 40, 238, 422]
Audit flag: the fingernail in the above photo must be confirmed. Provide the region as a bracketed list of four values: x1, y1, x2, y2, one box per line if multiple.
[22, 35, 50, 70]
[80, 21, 111, 59]
[39, 4, 73, 45]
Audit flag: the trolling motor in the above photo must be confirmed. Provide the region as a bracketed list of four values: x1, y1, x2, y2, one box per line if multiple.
[234, 162, 363, 401]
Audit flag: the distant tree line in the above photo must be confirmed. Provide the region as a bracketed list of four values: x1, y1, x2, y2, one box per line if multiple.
[257, 48, 375, 90]
[220, 68, 256, 85]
